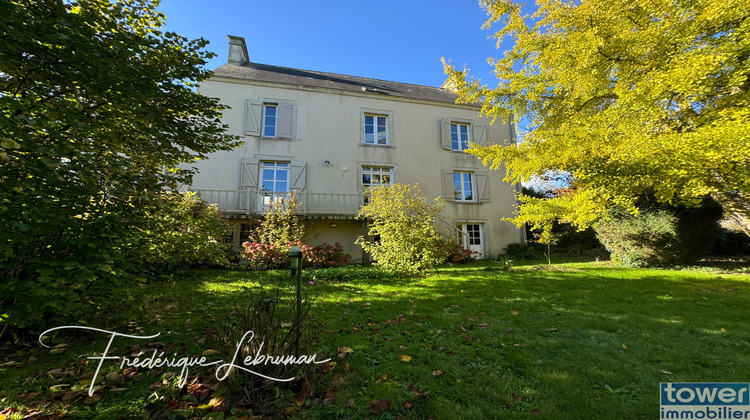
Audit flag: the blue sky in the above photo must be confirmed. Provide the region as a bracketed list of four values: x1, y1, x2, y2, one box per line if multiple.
[157, 0, 506, 89]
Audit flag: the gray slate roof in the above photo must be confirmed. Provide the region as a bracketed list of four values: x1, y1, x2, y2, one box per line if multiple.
[212, 62, 471, 106]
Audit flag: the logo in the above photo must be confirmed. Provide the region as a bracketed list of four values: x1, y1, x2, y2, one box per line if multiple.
[661, 383, 750, 419]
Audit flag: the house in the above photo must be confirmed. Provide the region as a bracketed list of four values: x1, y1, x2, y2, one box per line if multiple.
[184, 35, 523, 263]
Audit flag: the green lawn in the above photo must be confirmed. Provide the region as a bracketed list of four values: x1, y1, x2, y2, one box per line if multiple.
[1, 260, 749, 419]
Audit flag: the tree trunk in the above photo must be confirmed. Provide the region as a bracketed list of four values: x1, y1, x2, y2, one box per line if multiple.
[710, 190, 750, 238]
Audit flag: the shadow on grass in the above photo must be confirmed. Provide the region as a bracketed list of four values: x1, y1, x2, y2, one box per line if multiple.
[2, 262, 749, 419]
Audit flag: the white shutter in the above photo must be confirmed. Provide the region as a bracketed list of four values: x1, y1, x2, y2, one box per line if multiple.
[244, 100, 262, 136]
[441, 119, 452, 150]
[277, 101, 295, 139]
[290, 160, 306, 191]
[442, 170, 455, 202]
[241, 158, 259, 189]
[476, 171, 490, 202]
[472, 124, 487, 146]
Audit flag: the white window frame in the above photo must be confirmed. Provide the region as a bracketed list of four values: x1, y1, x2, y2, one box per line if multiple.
[361, 109, 394, 147]
[262, 104, 278, 138]
[361, 166, 393, 191]
[453, 171, 475, 202]
[451, 122, 471, 151]
[259, 161, 290, 210]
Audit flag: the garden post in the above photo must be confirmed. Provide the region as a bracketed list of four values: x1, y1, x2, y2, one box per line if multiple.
[287, 245, 303, 354]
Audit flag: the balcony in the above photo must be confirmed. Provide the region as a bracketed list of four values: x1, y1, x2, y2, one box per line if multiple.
[187, 188, 363, 218]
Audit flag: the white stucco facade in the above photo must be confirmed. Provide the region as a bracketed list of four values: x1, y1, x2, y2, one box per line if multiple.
[185, 37, 522, 263]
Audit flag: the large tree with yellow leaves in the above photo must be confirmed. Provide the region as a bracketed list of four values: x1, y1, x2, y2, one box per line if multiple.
[444, 0, 750, 236]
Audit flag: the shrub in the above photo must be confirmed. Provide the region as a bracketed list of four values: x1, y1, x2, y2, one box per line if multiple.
[502, 242, 544, 260]
[133, 192, 232, 270]
[356, 184, 450, 275]
[595, 203, 723, 267]
[440, 239, 477, 263]
[296, 241, 351, 268]
[241, 241, 352, 270]
[241, 242, 289, 270]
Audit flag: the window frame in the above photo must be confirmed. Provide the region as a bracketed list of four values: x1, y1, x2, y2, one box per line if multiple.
[453, 171, 475, 202]
[450, 122, 471, 151]
[361, 109, 394, 147]
[361, 165, 394, 192]
[262, 104, 278, 138]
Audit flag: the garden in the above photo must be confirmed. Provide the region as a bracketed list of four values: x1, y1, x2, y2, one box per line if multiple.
[1, 259, 749, 419]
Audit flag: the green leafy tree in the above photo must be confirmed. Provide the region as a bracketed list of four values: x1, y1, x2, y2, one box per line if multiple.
[444, 0, 750, 236]
[356, 184, 449, 276]
[0, 0, 240, 331]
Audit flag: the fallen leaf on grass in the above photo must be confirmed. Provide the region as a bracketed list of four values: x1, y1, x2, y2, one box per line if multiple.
[621, 344, 628, 350]
[512, 391, 522, 401]
[370, 398, 391, 415]
[378, 373, 388, 382]
[408, 383, 425, 397]
[660, 370, 673, 375]
[398, 355, 412, 363]
[337, 346, 353, 358]
[478, 323, 489, 328]
[546, 328, 558, 332]
[509, 310, 520, 315]
[404, 401, 414, 409]
[18, 391, 40, 402]
[432, 370, 444, 378]
[201, 349, 220, 357]
[83, 394, 102, 404]
[468, 316, 479, 321]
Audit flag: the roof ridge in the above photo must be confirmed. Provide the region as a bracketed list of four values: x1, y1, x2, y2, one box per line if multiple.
[248, 62, 449, 92]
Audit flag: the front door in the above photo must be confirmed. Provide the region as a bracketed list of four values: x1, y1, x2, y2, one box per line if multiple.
[459, 223, 484, 259]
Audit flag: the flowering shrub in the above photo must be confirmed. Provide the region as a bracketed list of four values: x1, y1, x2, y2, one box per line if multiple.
[439, 239, 478, 263]
[241, 242, 288, 270]
[242, 241, 351, 270]
[294, 241, 351, 268]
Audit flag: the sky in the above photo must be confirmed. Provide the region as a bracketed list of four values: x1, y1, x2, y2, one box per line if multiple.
[156, 0, 508, 89]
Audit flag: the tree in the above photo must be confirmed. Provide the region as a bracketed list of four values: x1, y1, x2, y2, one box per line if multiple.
[356, 184, 449, 276]
[443, 0, 750, 236]
[0, 0, 240, 330]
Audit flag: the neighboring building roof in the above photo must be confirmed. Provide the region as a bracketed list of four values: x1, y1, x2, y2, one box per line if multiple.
[212, 62, 473, 106]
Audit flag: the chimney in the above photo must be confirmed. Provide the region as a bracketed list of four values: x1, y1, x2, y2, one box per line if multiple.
[227, 35, 248, 65]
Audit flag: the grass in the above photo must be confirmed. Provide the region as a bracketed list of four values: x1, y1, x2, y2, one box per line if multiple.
[0, 259, 749, 419]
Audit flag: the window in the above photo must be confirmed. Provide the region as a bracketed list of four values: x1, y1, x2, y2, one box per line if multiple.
[442, 170, 490, 203]
[260, 161, 290, 210]
[441, 119, 486, 151]
[245, 99, 296, 139]
[451, 123, 470, 151]
[453, 171, 474, 201]
[262, 104, 277, 137]
[362, 166, 393, 190]
[361, 166, 393, 204]
[364, 114, 388, 145]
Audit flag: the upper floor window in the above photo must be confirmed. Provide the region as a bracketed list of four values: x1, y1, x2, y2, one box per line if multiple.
[441, 118, 486, 151]
[451, 123, 470, 151]
[441, 169, 491, 203]
[364, 114, 388, 145]
[453, 171, 474, 202]
[262, 104, 278, 137]
[245, 99, 296, 139]
[361, 109, 393, 146]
